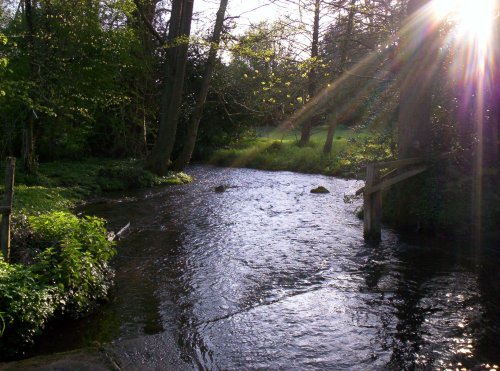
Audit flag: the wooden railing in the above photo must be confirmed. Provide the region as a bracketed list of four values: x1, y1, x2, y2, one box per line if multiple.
[1, 157, 15, 261]
[356, 157, 427, 242]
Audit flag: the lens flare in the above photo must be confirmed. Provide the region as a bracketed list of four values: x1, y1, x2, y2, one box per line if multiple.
[432, 0, 496, 42]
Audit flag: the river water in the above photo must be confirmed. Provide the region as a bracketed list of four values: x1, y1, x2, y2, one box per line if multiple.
[27, 165, 500, 369]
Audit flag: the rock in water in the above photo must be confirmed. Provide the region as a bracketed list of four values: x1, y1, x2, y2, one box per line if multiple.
[215, 185, 226, 193]
[310, 186, 330, 194]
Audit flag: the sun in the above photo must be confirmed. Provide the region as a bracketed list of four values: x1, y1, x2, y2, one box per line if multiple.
[432, 0, 496, 42]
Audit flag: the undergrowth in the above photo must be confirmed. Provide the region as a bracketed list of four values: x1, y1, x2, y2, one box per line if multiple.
[0, 212, 115, 360]
[0, 158, 191, 360]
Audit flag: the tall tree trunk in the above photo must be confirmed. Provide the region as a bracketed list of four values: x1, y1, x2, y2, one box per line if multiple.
[299, 0, 320, 146]
[322, 113, 337, 154]
[388, 0, 437, 231]
[23, 0, 37, 173]
[323, 0, 356, 154]
[172, 0, 228, 171]
[131, 0, 159, 156]
[397, 0, 435, 159]
[148, 0, 194, 175]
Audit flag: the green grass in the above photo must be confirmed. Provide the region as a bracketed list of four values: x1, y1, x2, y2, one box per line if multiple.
[0, 158, 192, 215]
[210, 125, 394, 178]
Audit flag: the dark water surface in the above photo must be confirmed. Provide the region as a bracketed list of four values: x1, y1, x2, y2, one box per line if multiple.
[29, 165, 500, 369]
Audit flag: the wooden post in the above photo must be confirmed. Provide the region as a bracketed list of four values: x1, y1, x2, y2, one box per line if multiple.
[363, 163, 382, 242]
[1, 157, 15, 261]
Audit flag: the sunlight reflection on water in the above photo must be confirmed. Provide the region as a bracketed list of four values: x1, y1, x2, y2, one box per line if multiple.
[42, 165, 500, 370]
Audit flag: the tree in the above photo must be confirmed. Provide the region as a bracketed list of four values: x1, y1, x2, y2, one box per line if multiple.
[147, 0, 194, 175]
[322, 0, 356, 154]
[22, 0, 37, 173]
[202, 20, 309, 146]
[396, 0, 437, 159]
[172, 0, 228, 170]
[1, 0, 147, 160]
[298, 0, 321, 146]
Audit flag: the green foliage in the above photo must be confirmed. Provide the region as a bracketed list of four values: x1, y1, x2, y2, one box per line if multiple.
[12, 185, 78, 214]
[0, 260, 59, 355]
[0, 31, 7, 96]
[29, 212, 116, 309]
[0, 0, 153, 160]
[0, 212, 115, 359]
[1, 159, 193, 214]
[210, 125, 392, 178]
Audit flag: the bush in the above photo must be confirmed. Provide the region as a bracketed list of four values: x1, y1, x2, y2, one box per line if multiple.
[0, 211, 116, 359]
[0, 261, 60, 358]
[29, 212, 116, 311]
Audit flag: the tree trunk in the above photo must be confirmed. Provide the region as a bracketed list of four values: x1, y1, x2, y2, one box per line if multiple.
[131, 0, 160, 156]
[172, 0, 228, 170]
[299, 0, 320, 146]
[23, 0, 37, 173]
[323, 0, 356, 154]
[397, 0, 435, 159]
[147, 0, 194, 175]
[323, 113, 337, 154]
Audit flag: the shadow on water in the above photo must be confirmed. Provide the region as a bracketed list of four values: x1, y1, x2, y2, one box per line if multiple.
[20, 165, 500, 370]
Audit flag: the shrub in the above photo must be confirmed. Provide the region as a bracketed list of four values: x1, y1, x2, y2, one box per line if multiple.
[29, 212, 116, 312]
[0, 260, 60, 358]
[0, 211, 116, 359]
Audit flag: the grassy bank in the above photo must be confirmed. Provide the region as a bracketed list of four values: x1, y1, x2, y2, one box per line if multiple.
[209, 127, 499, 236]
[0, 158, 191, 360]
[209, 125, 394, 178]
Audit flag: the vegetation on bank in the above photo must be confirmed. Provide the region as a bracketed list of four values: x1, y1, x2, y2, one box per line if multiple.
[0, 159, 191, 360]
[209, 125, 394, 179]
[210, 126, 499, 236]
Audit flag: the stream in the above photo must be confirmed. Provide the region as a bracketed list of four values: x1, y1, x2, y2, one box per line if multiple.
[21, 165, 500, 369]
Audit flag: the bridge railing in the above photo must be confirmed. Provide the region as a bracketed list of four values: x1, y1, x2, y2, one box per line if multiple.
[356, 157, 427, 242]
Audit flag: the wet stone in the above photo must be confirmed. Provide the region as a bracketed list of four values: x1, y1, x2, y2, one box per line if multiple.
[310, 186, 330, 194]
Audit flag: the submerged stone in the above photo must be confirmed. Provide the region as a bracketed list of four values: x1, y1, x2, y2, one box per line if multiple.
[310, 186, 330, 194]
[214, 185, 226, 192]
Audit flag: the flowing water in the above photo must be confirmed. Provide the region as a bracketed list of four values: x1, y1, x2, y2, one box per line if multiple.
[26, 165, 500, 369]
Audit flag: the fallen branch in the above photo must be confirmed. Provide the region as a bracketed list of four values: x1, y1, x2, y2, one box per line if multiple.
[107, 222, 131, 241]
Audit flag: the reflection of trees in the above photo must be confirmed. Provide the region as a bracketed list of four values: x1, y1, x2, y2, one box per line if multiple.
[475, 245, 500, 365]
[360, 238, 489, 369]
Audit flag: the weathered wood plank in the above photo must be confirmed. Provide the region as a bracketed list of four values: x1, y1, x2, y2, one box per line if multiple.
[363, 164, 382, 242]
[364, 166, 427, 196]
[373, 157, 424, 169]
[356, 168, 399, 195]
[1, 157, 16, 261]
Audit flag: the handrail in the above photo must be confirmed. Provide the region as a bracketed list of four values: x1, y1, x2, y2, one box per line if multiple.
[373, 157, 424, 169]
[361, 157, 427, 242]
[364, 165, 428, 196]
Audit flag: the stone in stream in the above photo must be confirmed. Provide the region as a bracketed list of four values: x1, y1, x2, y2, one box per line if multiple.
[310, 186, 330, 194]
[214, 185, 226, 192]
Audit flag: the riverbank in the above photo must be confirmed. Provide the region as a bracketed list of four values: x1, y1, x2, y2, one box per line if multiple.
[208, 127, 499, 236]
[0, 158, 191, 360]
[208, 125, 393, 179]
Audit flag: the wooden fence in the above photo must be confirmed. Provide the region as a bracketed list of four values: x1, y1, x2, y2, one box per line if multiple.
[1, 157, 15, 261]
[356, 157, 427, 242]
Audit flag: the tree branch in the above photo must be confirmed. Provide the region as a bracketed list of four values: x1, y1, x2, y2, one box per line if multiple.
[132, 0, 165, 45]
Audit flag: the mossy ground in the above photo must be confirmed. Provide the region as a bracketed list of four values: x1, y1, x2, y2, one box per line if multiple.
[1, 158, 192, 215]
